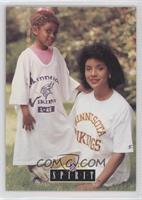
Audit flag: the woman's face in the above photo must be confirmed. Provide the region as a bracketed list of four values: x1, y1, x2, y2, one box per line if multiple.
[85, 58, 110, 91]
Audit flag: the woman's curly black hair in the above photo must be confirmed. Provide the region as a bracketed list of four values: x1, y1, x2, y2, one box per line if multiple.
[77, 43, 125, 90]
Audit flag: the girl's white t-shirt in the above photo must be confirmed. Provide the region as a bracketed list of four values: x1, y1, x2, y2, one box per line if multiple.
[10, 47, 79, 165]
[69, 90, 134, 186]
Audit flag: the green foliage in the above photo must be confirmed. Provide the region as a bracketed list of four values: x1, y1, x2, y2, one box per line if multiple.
[55, 7, 136, 71]
[6, 39, 27, 82]
[6, 7, 24, 43]
[125, 73, 136, 110]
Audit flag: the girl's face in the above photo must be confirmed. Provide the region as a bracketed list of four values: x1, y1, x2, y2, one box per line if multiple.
[85, 58, 110, 91]
[33, 21, 58, 49]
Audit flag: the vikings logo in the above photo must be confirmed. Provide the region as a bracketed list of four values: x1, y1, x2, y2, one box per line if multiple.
[40, 82, 54, 99]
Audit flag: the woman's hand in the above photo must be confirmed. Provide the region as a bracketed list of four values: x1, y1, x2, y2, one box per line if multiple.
[76, 181, 101, 191]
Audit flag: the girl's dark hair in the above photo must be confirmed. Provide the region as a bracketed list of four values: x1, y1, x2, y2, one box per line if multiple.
[30, 8, 59, 28]
[77, 43, 125, 90]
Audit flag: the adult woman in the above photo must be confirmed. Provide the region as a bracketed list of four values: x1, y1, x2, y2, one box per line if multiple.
[70, 43, 133, 190]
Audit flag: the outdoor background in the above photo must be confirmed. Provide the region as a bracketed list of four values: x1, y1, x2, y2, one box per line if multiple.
[6, 6, 136, 191]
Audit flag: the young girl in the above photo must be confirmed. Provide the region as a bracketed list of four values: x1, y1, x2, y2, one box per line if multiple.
[10, 8, 81, 183]
[70, 43, 134, 190]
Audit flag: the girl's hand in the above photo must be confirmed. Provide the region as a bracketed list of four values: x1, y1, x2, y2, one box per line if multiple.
[23, 112, 36, 131]
[20, 105, 36, 131]
[76, 84, 91, 93]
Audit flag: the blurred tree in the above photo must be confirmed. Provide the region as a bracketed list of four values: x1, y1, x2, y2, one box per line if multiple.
[6, 7, 23, 43]
[6, 39, 27, 82]
[55, 7, 136, 109]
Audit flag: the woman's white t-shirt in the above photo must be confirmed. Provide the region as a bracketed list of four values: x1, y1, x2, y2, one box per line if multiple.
[10, 47, 79, 165]
[70, 90, 134, 186]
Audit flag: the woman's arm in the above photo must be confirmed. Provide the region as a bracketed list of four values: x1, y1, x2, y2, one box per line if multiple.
[94, 152, 125, 188]
[76, 152, 125, 190]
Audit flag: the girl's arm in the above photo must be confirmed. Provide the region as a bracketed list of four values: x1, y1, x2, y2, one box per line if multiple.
[20, 105, 36, 132]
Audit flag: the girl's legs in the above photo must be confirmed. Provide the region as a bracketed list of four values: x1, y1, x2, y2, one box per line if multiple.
[28, 165, 49, 182]
[27, 154, 77, 183]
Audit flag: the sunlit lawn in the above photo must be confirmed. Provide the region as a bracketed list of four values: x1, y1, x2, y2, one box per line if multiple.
[6, 84, 136, 191]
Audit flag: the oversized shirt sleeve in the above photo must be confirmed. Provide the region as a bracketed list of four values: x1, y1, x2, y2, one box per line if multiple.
[9, 52, 30, 105]
[112, 105, 134, 153]
[57, 48, 80, 102]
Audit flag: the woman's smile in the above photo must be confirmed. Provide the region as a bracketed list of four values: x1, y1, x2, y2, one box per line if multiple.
[88, 78, 100, 84]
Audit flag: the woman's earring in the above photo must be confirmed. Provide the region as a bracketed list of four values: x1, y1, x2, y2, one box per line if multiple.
[109, 74, 111, 79]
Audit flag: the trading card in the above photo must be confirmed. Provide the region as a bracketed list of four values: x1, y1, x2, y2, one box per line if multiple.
[0, 0, 142, 199]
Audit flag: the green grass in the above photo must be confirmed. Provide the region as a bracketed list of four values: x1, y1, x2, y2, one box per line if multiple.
[6, 84, 136, 191]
